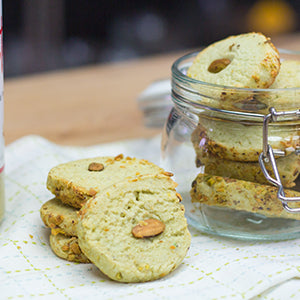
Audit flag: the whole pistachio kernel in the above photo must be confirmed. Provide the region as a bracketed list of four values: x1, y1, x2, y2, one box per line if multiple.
[88, 162, 104, 172]
[132, 219, 165, 238]
[208, 58, 231, 73]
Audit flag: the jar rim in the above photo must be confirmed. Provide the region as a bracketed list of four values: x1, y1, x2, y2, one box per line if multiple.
[172, 49, 300, 92]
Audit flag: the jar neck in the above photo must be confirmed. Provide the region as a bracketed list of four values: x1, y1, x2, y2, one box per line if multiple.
[171, 84, 266, 123]
[171, 51, 300, 122]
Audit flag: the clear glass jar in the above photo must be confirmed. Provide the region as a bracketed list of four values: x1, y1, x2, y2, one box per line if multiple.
[161, 50, 300, 241]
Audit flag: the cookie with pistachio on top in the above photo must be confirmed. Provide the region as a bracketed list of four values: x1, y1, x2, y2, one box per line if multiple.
[186, 32, 281, 113]
[187, 32, 280, 88]
[77, 174, 191, 283]
[47, 154, 172, 208]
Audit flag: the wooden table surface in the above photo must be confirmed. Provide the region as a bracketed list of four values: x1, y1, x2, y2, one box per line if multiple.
[4, 33, 300, 146]
[4, 52, 180, 146]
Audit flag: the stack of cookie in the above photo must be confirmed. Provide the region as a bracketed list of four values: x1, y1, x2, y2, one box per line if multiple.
[40, 154, 191, 282]
[191, 116, 300, 188]
[40, 197, 90, 263]
[188, 32, 300, 219]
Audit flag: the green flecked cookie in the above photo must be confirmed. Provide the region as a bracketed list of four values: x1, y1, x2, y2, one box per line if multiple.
[187, 32, 280, 88]
[77, 174, 191, 283]
[191, 116, 299, 162]
[47, 154, 172, 208]
[40, 198, 79, 236]
[196, 152, 300, 188]
[50, 233, 90, 263]
[191, 173, 300, 220]
[271, 60, 300, 88]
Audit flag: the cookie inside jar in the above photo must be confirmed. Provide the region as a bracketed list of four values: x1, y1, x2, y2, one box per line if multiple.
[162, 32, 300, 240]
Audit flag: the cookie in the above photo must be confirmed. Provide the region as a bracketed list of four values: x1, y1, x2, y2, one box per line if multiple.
[47, 154, 171, 208]
[191, 116, 299, 162]
[77, 174, 191, 283]
[219, 59, 300, 113]
[190, 173, 300, 220]
[196, 152, 300, 188]
[247, 59, 300, 113]
[271, 60, 300, 88]
[187, 32, 280, 88]
[50, 233, 90, 263]
[40, 198, 79, 237]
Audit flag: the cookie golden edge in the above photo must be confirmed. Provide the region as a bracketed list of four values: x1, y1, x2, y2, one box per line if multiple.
[77, 174, 191, 283]
[46, 154, 171, 209]
[40, 198, 79, 237]
[187, 32, 280, 89]
[49, 233, 90, 263]
[191, 117, 300, 163]
[190, 173, 300, 220]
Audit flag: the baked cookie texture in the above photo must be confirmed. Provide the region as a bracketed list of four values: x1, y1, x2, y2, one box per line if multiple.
[187, 32, 280, 88]
[47, 154, 170, 208]
[40, 198, 79, 236]
[191, 116, 299, 162]
[50, 233, 90, 263]
[77, 174, 191, 283]
[227, 59, 300, 113]
[271, 60, 300, 88]
[252, 59, 300, 112]
[197, 152, 300, 188]
[190, 173, 300, 220]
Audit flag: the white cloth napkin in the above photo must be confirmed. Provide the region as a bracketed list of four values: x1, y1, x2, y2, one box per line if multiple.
[1, 135, 300, 300]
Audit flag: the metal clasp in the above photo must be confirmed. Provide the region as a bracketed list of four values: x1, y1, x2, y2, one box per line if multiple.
[259, 107, 300, 213]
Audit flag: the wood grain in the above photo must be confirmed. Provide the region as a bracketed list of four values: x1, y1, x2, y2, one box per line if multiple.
[4, 52, 181, 145]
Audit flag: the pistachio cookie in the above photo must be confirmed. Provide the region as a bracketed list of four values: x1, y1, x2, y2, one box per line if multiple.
[47, 155, 171, 208]
[191, 116, 299, 162]
[40, 198, 79, 237]
[187, 32, 280, 88]
[50, 233, 90, 263]
[190, 173, 300, 220]
[251, 60, 300, 112]
[271, 60, 300, 88]
[198, 152, 300, 188]
[77, 174, 191, 283]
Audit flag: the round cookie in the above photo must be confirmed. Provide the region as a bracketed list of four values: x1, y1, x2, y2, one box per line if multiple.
[196, 152, 300, 188]
[260, 59, 300, 112]
[190, 173, 300, 220]
[47, 154, 171, 208]
[77, 174, 191, 283]
[191, 116, 299, 162]
[187, 32, 280, 88]
[271, 60, 300, 88]
[40, 198, 79, 236]
[50, 233, 90, 263]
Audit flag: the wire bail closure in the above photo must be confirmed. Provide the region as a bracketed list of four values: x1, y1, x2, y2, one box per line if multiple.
[259, 107, 300, 213]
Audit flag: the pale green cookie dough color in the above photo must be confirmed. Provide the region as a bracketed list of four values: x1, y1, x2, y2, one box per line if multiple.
[191, 116, 299, 162]
[77, 174, 191, 283]
[47, 155, 169, 208]
[40, 198, 79, 237]
[271, 60, 300, 88]
[187, 32, 280, 88]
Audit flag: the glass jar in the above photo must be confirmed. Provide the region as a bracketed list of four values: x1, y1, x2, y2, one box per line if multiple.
[161, 50, 300, 241]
